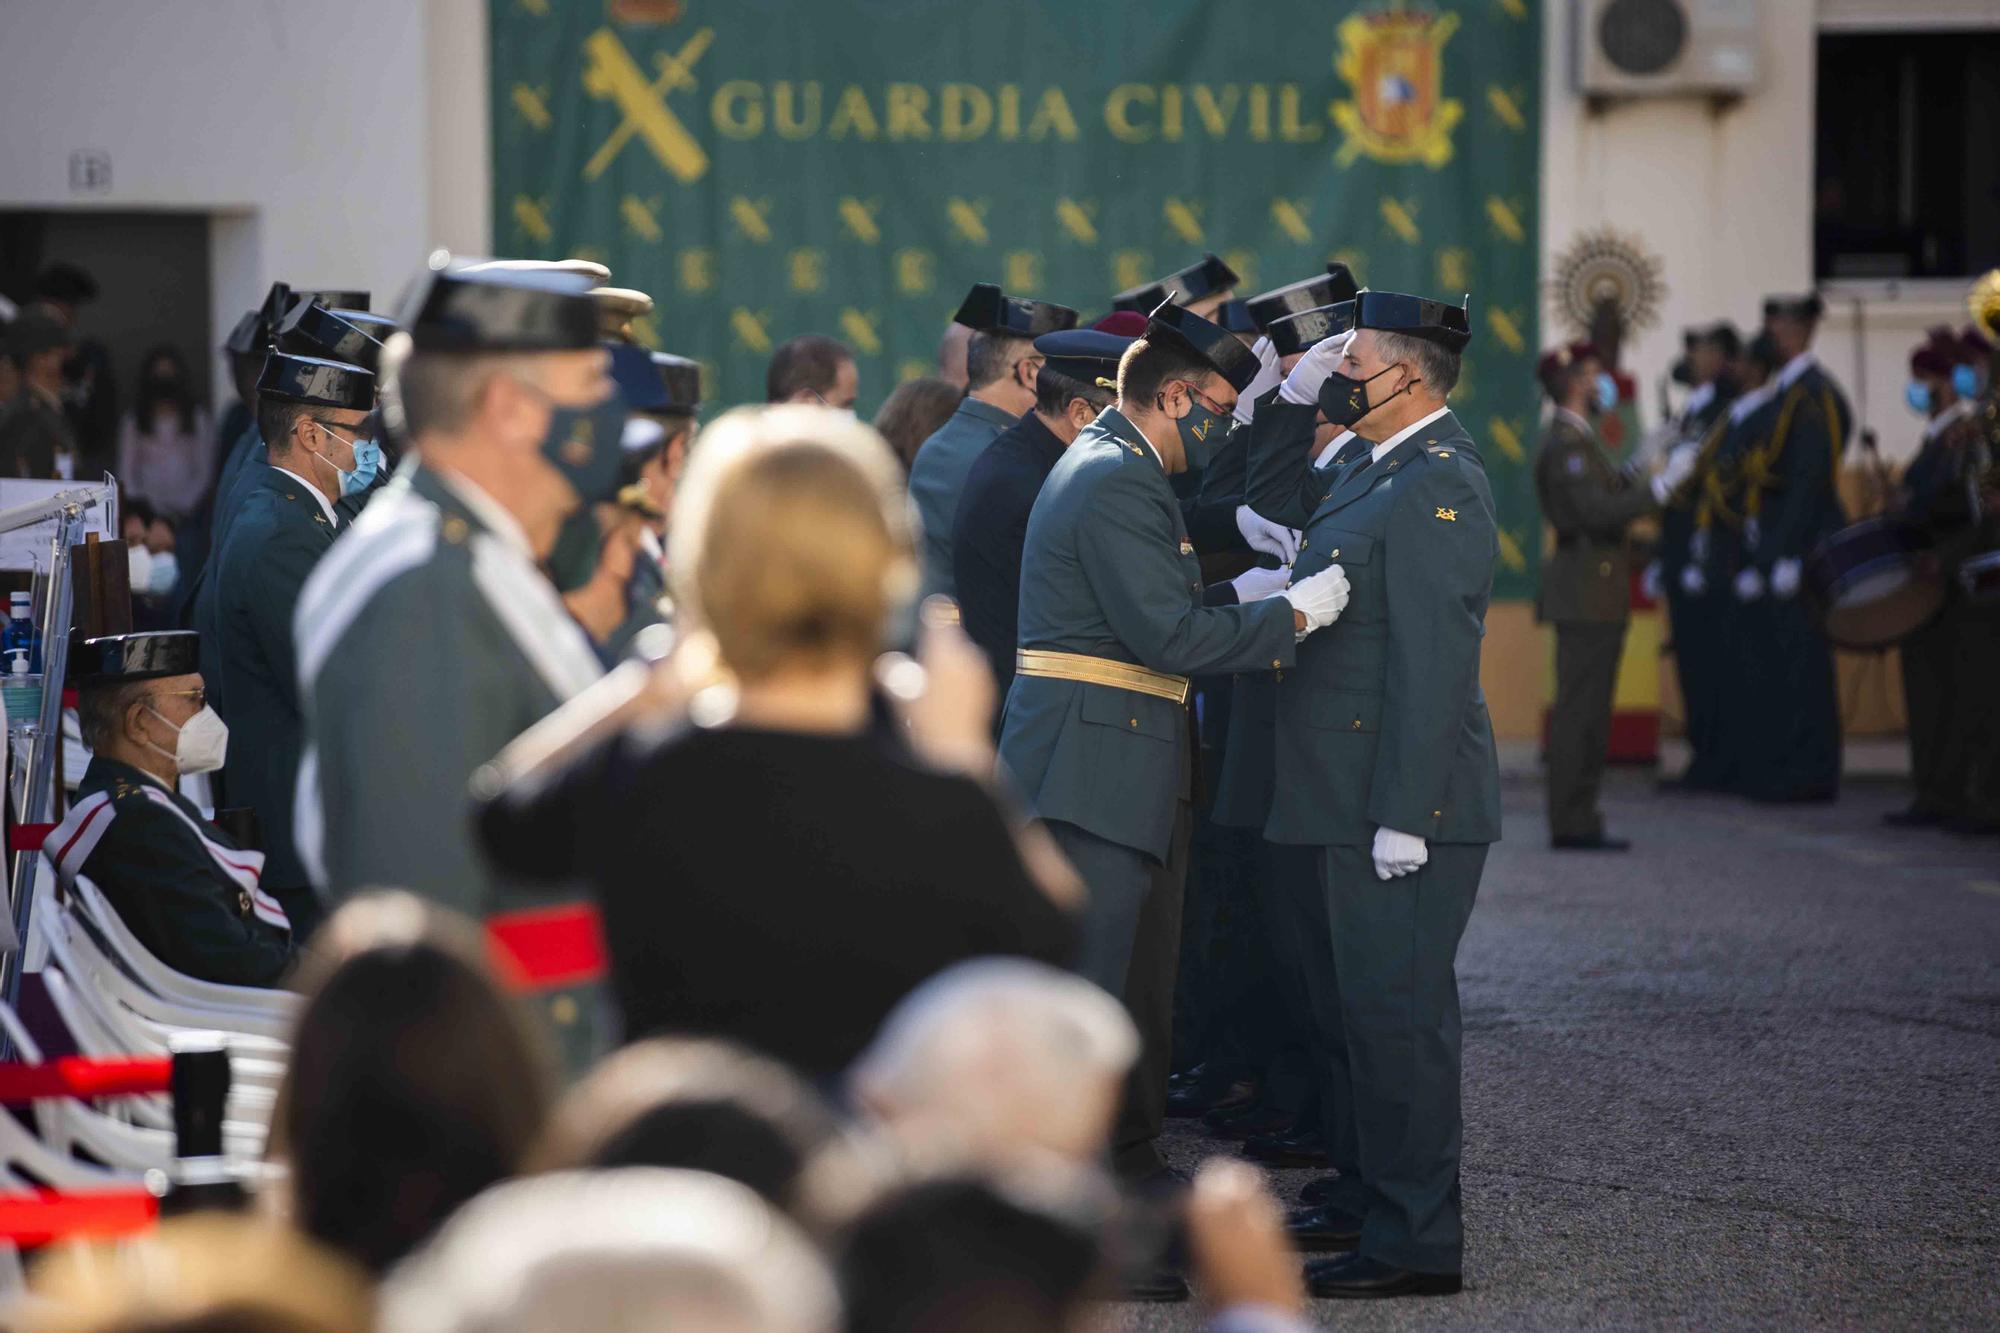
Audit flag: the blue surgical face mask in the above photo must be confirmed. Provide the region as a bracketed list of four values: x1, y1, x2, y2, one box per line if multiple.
[1953, 363, 1981, 399]
[1905, 380, 1932, 416]
[1594, 372, 1619, 413]
[312, 423, 380, 498]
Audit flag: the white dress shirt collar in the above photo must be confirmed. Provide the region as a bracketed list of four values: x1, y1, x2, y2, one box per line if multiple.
[434, 470, 536, 559]
[1313, 429, 1356, 468]
[270, 467, 338, 525]
[1923, 396, 1976, 441]
[1370, 404, 1452, 463]
[1778, 349, 1817, 390]
[1729, 382, 1777, 426]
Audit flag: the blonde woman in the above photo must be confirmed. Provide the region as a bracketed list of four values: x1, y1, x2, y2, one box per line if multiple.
[474, 405, 1077, 1076]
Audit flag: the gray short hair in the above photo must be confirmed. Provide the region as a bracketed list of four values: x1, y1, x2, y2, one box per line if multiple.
[381, 332, 543, 439]
[1374, 329, 1461, 398]
[965, 330, 1031, 391]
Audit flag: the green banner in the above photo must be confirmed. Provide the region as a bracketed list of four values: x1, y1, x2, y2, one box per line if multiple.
[490, 0, 1543, 595]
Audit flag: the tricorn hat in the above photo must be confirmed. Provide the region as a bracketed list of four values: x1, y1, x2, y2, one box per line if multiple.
[1762, 292, 1824, 323]
[68, 630, 201, 685]
[256, 352, 375, 410]
[397, 252, 601, 353]
[277, 302, 389, 374]
[1350, 289, 1472, 353]
[295, 289, 370, 313]
[1145, 300, 1260, 393]
[952, 283, 1079, 338]
[1266, 302, 1356, 358]
[652, 352, 702, 414]
[1034, 328, 1136, 391]
[1246, 263, 1362, 332]
[259, 282, 296, 329]
[222, 308, 272, 357]
[1112, 253, 1240, 314]
[1217, 299, 1258, 336]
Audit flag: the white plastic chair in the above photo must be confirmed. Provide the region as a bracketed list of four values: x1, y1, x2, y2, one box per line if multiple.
[52, 906, 293, 1044]
[66, 876, 299, 1026]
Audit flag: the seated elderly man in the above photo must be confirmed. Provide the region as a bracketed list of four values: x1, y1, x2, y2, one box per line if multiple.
[379, 1169, 840, 1333]
[46, 630, 293, 986]
[849, 958, 1139, 1166]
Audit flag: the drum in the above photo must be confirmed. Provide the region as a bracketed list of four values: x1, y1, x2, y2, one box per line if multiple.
[1959, 550, 2000, 606]
[1804, 516, 1946, 649]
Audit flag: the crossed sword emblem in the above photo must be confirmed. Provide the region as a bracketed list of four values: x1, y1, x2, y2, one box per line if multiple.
[582, 26, 714, 184]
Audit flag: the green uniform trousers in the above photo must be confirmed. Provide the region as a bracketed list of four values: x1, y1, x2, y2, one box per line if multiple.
[1898, 609, 1956, 816]
[1548, 620, 1627, 841]
[1050, 812, 1189, 1182]
[1319, 841, 1486, 1275]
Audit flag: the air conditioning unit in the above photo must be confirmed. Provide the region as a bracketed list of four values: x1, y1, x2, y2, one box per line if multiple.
[1573, 0, 1760, 98]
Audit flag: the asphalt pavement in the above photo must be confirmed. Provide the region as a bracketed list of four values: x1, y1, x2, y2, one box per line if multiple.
[1119, 757, 2000, 1330]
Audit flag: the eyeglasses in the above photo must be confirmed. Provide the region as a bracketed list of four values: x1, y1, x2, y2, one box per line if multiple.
[148, 687, 206, 711]
[1174, 381, 1233, 418]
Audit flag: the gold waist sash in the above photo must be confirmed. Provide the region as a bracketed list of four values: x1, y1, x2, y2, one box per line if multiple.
[1015, 649, 1191, 705]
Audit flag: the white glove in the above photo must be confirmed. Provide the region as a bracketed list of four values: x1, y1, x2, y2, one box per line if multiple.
[1640, 561, 1662, 602]
[1372, 826, 1429, 881]
[1234, 505, 1300, 563]
[1232, 337, 1283, 426]
[1649, 445, 1697, 503]
[1733, 567, 1765, 602]
[1228, 563, 1292, 603]
[1281, 563, 1350, 640]
[1278, 331, 1350, 406]
[1679, 562, 1707, 596]
[1771, 557, 1802, 599]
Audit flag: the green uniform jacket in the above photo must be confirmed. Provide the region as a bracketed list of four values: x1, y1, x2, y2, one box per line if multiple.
[294, 462, 604, 907]
[55, 757, 293, 987]
[1209, 419, 1369, 830]
[294, 461, 609, 1065]
[996, 408, 1297, 861]
[909, 396, 1015, 600]
[213, 465, 338, 902]
[1246, 401, 1502, 847]
[1533, 409, 1656, 624]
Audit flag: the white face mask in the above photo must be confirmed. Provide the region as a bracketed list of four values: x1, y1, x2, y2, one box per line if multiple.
[142, 703, 229, 775]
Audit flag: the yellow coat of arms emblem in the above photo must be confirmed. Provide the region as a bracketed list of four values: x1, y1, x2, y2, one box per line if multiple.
[1332, 10, 1464, 168]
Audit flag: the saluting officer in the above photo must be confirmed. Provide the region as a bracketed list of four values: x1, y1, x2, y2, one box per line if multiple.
[909, 284, 1077, 604]
[49, 632, 293, 987]
[951, 327, 1133, 703]
[293, 255, 624, 1065]
[997, 300, 1351, 1188]
[210, 352, 375, 937]
[1733, 294, 1850, 802]
[1244, 290, 1498, 1299]
[1657, 323, 1740, 792]
[1199, 294, 1375, 1162]
[1533, 341, 1692, 849]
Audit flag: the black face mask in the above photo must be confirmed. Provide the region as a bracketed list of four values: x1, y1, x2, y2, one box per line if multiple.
[1317, 362, 1412, 429]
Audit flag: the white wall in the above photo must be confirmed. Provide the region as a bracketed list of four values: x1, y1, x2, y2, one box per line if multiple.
[0, 0, 491, 404]
[1538, 0, 1994, 463]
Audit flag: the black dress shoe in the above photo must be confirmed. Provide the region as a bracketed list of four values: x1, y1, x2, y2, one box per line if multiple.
[1882, 805, 1944, 828]
[1298, 1174, 1344, 1206]
[1120, 1267, 1190, 1303]
[1243, 1127, 1329, 1167]
[1305, 1253, 1462, 1299]
[1201, 1104, 1292, 1141]
[1551, 833, 1631, 851]
[1165, 1076, 1256, 1119]
[1942, 814, 2000, 836]
[1283, 1204, 1362, 1252]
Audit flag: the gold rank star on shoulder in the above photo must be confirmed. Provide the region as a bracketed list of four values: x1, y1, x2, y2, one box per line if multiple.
[1435, 507, 1458, 522]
